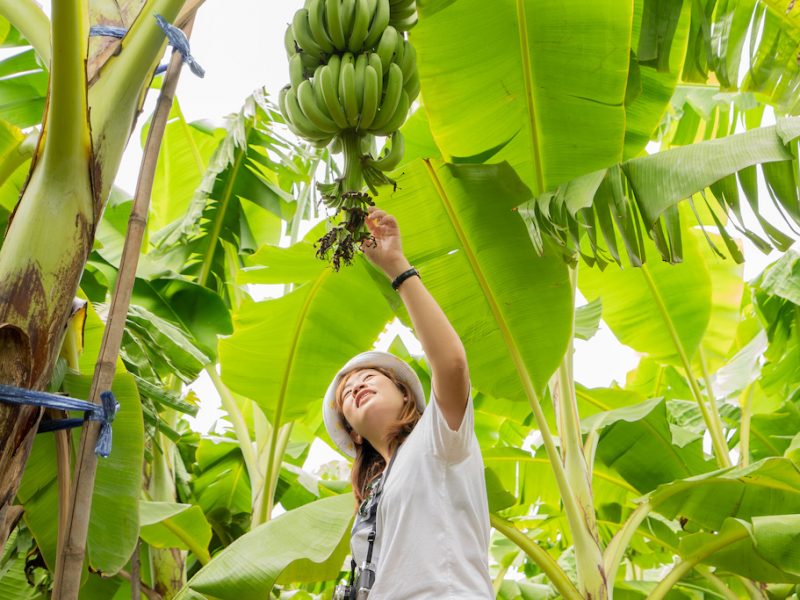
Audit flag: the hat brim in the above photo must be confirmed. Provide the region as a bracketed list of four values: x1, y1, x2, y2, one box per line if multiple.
[323, 351, 426, 458]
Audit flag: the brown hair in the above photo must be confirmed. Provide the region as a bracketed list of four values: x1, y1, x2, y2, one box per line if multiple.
[335, 366, 421, 504]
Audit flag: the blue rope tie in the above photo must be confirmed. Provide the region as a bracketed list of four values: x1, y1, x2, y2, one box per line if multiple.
[154, 15, 205, 78]
[0, 385, 119, 458]
[89, 15, 205, 79]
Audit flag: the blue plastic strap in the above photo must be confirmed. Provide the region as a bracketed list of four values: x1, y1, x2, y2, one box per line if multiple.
[0, 385, 119, 458]
[89, 25, 127, 39]
[154, 14, 205, 78]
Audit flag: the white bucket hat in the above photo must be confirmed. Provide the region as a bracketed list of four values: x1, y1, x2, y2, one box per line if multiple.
[323, 351, 426, 458]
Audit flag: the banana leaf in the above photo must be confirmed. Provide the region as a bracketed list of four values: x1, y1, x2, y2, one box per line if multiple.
[174, 494, 354, 600]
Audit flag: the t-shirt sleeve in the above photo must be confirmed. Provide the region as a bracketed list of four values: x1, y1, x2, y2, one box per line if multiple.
[423, 382, 475, 464]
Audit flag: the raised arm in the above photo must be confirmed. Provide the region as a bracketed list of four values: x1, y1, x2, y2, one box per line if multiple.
[363, 207, 470, 430]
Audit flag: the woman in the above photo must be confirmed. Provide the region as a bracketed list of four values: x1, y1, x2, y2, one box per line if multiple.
[322, 207, 494, 599]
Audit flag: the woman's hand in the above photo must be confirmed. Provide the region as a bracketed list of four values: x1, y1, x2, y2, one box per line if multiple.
[363, 207, 412, 279]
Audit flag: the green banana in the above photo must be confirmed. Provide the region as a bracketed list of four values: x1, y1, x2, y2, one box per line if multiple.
[284, 25, 298, 58]
[312, 65, 329, 115]
[292, 9, 324, 59]
[390, 11, 418, 32]
[297, 79, 339, 134]
[391, 2, 416, 20]
[278, 85, 291, 122]
[289, 53, 306, 88]
[373, 90, 409, 135]
[369, 62, 403, 131]
[286, 85, 329, 140]
[375, 26, 398, 73]
[326, 0, 347, 50]
[348, 0, 372, 52]
[368, 53, 383, 99]
[403, 67, 420, 102]
[328, 54, 342, 89]
[321, 65, 350, 129]
[359, 64, 380, 130]
[339, 60, 359, 128]
[399, 39, 416, 80]
[394, 31, 405, 67]
[341, 51, 356, 68]
[369, 130, 404, 171]
[354, 53, 368, 112]
[364, 0, 390, 49]
[341, 0, 356, 37]
[308, 0, 335, 54]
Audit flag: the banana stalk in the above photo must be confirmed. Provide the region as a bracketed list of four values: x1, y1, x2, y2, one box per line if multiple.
[550, 267, 609, 599]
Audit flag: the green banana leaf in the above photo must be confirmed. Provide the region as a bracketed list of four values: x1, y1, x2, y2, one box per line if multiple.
[0, 49, 46, 128]
[523, 118, 800, 267]
[579, 226, 712, 367]
[679, 516, 800, 583]
[16, 368, 143, 576]
[144, 98, 226, 233]
[484, 447, 636, 517]
[174, 494, 354, 600]
[139, 502, 213, 565]
[192, 437, 252, 517]
[582, 398, 714, 494]
[647, 457, 800, 531]
[151, 92, 298, 300]
[219, 248, 394, 428]
[413, 0, 632, 194]
[377, 159, 573, 401]
[623, 0, 691, 158]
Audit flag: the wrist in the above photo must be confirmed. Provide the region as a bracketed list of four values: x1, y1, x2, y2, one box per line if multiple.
[383, 256, 412, 280]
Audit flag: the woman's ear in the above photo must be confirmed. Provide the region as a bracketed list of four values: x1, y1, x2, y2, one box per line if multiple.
[350, 431, 363, 445]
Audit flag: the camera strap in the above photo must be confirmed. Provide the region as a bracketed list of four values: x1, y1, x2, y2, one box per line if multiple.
[347, 450, 399, 587]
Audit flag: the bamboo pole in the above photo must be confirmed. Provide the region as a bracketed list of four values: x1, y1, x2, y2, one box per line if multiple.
[52, 13, 199, 598]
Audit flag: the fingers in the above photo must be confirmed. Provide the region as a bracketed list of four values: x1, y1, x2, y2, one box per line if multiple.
[366, 207, 397, 230]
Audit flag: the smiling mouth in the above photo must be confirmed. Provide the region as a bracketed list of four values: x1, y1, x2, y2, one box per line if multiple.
[356, 391, 374, 408]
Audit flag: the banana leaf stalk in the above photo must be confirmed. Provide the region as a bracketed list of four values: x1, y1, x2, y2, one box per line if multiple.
[53, 11, 199, 598]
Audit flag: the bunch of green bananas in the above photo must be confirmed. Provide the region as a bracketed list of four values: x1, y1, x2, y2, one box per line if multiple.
[280, 0, 421, 270]
[279, 40, 418, 143]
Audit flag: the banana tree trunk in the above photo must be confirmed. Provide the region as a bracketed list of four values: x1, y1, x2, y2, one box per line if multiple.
[0, 0, 189, 553]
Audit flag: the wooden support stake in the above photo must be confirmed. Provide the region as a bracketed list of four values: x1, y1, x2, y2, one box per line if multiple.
[52, 12, 199, 598]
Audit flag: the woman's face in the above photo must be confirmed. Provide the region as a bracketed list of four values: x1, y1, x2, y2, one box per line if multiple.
[339, 368, 407, 440]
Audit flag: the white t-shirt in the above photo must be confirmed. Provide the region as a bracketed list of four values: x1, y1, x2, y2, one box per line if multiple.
[350, 388, 494, 599]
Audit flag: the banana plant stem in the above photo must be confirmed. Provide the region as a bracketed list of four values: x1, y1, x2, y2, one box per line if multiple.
[52, 18, 195, 598]
[639, 265, 731, 468]
[694, 566, 741, 600]
[205, 366, 260, 497]
[698, 348, 729, 461]
[554, 268, 607, 597]
[490, 514, 581, 600]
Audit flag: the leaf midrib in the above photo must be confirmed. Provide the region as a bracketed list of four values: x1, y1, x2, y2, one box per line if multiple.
[515, 0, 544, 196]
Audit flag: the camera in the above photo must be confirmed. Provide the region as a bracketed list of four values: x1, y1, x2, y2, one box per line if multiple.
[333, 562, 375, 600]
